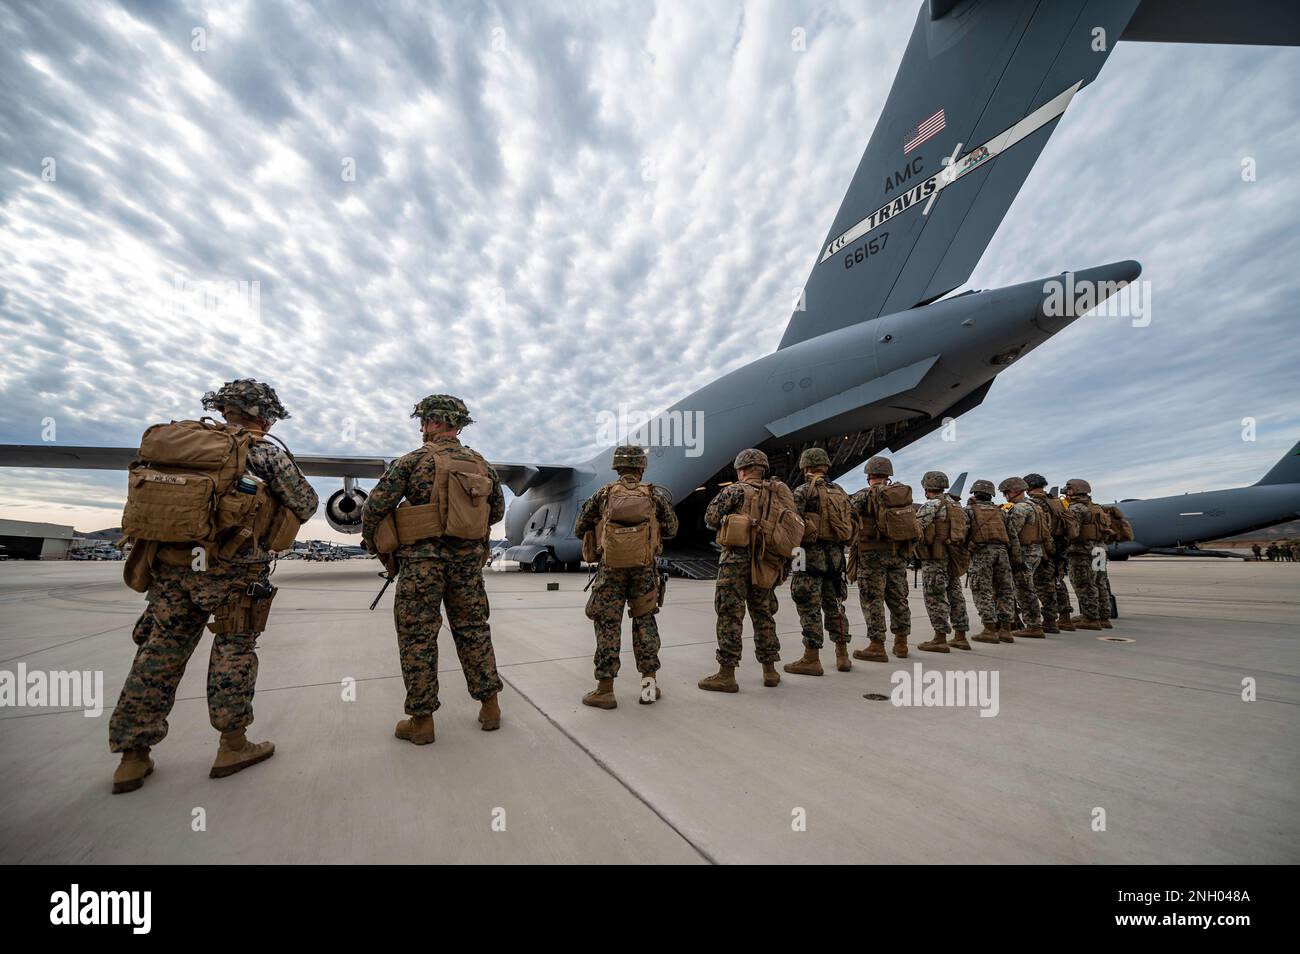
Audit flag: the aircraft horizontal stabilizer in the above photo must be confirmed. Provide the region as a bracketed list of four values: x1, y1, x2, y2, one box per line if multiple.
[764, 355, 939, 439]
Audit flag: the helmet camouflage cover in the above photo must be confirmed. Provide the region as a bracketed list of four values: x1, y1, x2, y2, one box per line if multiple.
[612, 445, 648, 470]
[1023, 473, 1048, 489]
[411, 394, 474, 428]
[1064, 478, 1092, 495]
[734, 448, 769, 472]
[201, 378, 290, 422]
[971, 479, 995, 496]
[999, 477, 1028, 495]
[921, 470, 949, 490]
[864, 455, 893, 476]
[799, 447, 831, 471]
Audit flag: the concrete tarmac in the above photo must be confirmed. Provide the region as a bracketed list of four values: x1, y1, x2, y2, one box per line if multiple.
[0, 557, 1296, 864]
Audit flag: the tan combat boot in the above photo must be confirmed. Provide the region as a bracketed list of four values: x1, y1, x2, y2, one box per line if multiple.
[394, 714, 436, 746]
[853, 638, 889, 662]
[835, 642, 852, 671]
[762, 662, 781, 687]
[893, 634, 909, 658]
[698, 666, 739, 693]
[950, 630, 971, 650]
[582, 678, 617, 709]
[1099, 616, 1113, 629]
[210, 729, 276, 777]
[111, 747, 154, 794]
[638, 672, 662, 705]
[917, 632, 950, 654]
[1076, 617, 1103, 631]
[784, 647, 824, 676]
[478, 693, 502, 730]
[1013, 623, 1045, 638]
[1057, 613, 1076, 632]
[997, 623, 1015, 643]
[1041, 617, 1061, 634]
[971, 625, 1000, 644]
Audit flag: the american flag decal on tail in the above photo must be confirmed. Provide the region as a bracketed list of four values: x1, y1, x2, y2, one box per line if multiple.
[904, 108, 945, 153]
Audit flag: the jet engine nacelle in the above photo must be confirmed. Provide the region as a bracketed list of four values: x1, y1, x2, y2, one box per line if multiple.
[325, 487, 368, 534]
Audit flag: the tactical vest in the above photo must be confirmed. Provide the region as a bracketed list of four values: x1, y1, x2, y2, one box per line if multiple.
[1015, 504, 1041, 545]
[1073, 499, 1108, 543]
[919, 497, 967, 560]
[393, 443, 494, 544]
[968, 501, 1009, 545]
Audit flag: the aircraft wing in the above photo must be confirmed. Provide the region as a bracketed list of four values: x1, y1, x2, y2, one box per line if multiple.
[0, 444, 574, 495]
[778, 0, 1139, 349]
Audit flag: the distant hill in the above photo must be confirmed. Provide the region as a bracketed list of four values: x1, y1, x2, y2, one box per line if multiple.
[1211, 518, 1300, 545]
[76, 527, 123, 541]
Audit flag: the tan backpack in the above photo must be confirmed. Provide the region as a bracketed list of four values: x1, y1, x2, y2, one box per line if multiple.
[393, 444, 495, 545]
[1104, 505, 1135, 543]
[122, 419, 264, 549]
[815, 480, 855, 544]
[876, 483, 920, 542]
[597, 481, 660, 569]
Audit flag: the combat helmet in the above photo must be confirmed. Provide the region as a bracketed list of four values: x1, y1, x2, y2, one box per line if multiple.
[611, 445, 648, 471]
[799, 447, 831, 471]
[864, 455, 893, 477]
[411, 394, 474, 428]
[1063, 478, 1092, 496]
[734, 448, 769, 473]
[202, 379, 290, 422]
[1023, 473, 1048, 489]
[998, 477, 1028, 495]
[921, 470, 949, 491]
[971, 479, 995, 497]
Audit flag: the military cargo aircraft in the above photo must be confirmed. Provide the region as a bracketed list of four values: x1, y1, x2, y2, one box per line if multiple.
[2, 0, 1298, 577]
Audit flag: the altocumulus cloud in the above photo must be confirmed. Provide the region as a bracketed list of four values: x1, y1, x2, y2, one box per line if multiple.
[0, 0, 1297, 537]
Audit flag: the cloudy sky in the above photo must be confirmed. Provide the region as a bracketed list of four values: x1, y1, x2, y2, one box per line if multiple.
[2, 0, 1298, 541]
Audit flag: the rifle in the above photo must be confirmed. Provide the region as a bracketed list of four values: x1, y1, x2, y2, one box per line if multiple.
[657, 565, 668, 608]
[583, 563, 598, 592]
[369, 554, 399, 611]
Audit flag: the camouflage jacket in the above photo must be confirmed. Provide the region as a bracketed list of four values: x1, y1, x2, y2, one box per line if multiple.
[574, 474, 678, 542]
[1004, 500, 1041, 565]
[705, 476, 766, 566]
[914, 495, 944, 559]
[792, 477, 846, 574]
[230, 439, 319, 564]
[361, 437, 505, 562]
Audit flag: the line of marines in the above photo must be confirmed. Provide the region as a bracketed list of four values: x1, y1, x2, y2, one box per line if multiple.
[106, 380, 1124, 794]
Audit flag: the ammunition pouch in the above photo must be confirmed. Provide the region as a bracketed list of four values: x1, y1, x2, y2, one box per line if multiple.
[208, 583, 276, 635]
[717, 512, 752, 548]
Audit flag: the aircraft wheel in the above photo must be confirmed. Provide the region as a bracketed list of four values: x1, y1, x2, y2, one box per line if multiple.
[531, 552, 551, 573]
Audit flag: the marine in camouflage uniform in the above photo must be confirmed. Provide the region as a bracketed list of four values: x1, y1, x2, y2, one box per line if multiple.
[1062, 478, 1105, 630]
[573, 445, 678, 709]
[362, 394, 505, 744]
[914, 471, 971, 653]
[698, 448, 783, 692]
[850, 455, 912, 662]
[965, 480, 1016, 644]
[784, 447, 851, 676]
[1001, 476, 1045, 638]
[1024, 474, 1066, 633]
[109, 379, 319, 794]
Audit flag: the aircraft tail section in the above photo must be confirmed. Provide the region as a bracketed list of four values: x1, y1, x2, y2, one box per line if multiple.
[777, 0, 1141, 350]
[1255, 439, 1300, 486]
